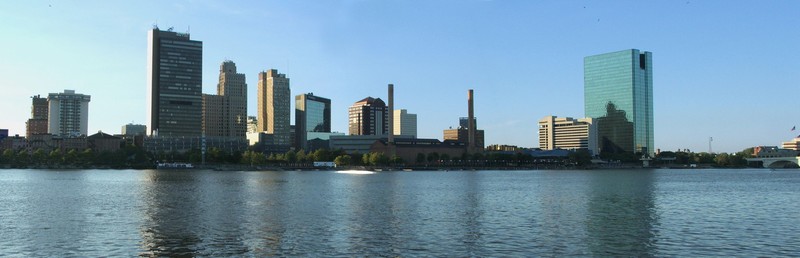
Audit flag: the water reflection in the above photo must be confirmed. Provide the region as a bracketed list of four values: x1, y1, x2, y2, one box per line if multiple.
[138, 170, 204, 256]
[585, 170, 657, 256]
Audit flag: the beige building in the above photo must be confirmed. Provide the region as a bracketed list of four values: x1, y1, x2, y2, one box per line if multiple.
[257, 69, 291, 146]
[48, 90, 90, 138]
[393, 109, 417, 137]
[538, 116, 597, 154]
[781, 138, 800, 151]
[202, 61, 247, 139]
[443, 128, 485, 149]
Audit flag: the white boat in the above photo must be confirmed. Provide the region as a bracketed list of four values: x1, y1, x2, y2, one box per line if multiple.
[157, 162, 194, 169]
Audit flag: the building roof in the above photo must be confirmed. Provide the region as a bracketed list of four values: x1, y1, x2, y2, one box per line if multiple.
[88, 131, 120, 140]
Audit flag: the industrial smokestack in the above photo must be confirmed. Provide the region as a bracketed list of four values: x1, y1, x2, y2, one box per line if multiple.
[388, 84, 394, 144]
[468, 89, 475, 152]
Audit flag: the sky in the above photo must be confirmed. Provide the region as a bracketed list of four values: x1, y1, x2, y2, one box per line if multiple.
[0, 0, 798, 153]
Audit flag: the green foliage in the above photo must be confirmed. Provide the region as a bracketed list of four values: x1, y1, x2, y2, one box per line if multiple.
[334, 155, 352, 166]
[568, 149, 593, 166]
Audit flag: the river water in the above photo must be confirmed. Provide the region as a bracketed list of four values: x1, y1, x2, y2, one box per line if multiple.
[0, 169, 797, 256]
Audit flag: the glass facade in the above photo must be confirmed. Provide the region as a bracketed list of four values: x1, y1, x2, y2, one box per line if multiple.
[584, 49, 653, 155]
[295, 93, 331, 149]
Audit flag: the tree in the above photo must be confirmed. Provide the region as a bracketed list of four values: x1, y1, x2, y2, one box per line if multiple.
[362, 153, 371, 166]
[29, 149, 45, 165]
[49, 149, 63, 165]
[334, 155, 352, 166]
[426, 152, 440, 164]
[1, 149, 15, 164]
[416, 153, 426, 165]
[390, 155, 403, 166]
[296, 150, 307, 163]
[568, 149, 593, 167]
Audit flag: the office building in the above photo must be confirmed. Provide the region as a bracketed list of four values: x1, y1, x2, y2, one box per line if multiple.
[295, 93, 331, 149]
[782, 138, 800, 151]
[394, 109, 417, 138]
[47, 90, 90, 137]
[257, 69, 291, 146]
[203, 61, 247, 139]
[443, 128, 485, 149]
[584, 49, 654, 155]
[538, 116, 598, 154]
[348, 97, 388, 136]
[147, 27, 203, 137]
[26, 95, 49, 138]
[121, 124, 147, 136]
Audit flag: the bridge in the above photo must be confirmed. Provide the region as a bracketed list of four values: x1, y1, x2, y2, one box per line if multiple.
[746, 157, 800, 168]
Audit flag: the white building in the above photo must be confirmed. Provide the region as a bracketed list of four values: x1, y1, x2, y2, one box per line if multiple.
[393, 109, 417, 138]
[538, 116, 597, 154]
[48, 90, 90, 137]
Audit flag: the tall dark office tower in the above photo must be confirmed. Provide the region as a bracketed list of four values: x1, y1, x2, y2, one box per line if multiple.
[348, 97, 388, 136]
[147, 27, 203, 137]
[584, 49, 654, 156]
[295, 93, 331, 149]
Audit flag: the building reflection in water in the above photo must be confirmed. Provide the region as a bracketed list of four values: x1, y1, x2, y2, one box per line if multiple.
[585, 170, 658, 256]
[137, 170, 203, 256]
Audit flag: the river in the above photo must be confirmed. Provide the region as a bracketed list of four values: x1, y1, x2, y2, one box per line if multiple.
[0, 168, 797, 256]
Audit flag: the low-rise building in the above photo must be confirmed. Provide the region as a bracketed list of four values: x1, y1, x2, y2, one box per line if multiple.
[121, 124, 147, 136]
[538, 116, 598, 155]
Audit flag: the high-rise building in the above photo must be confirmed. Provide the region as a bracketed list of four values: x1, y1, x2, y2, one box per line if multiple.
[47, 90, 90, 137]
[147, 27, 203, 137]
[203, 61, 247, 139]
[26, 95, 49, 138]
[538, 116, 598, 154]
[257, 69, 291, 146]
[584, 49, 654, 155]
[394, 109, 417, 137]
[348, 97, 388, 136]
[295, 93, 331, 149]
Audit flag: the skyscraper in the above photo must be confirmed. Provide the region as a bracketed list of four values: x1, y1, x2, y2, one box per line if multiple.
[257, 69, 291, 146]
[147, 27, 203, 137]
[348, 97, 388, 136]
[584, 49, 654, 155]
[393, 109, 417, 137]
[295, 93, 331, 149]
[203, 61, 247, 139]
[47, 90, 90, 137]
[26, 95, 49, 138]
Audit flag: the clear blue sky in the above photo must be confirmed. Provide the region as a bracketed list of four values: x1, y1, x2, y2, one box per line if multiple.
[1, 1, 798, 153]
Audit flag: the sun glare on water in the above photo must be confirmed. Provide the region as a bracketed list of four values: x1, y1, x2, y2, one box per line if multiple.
[336, 170, 375, 175]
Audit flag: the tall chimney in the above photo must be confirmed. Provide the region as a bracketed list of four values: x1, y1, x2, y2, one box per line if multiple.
[388, 84, 394, 144]
[468, 89, 475, 152]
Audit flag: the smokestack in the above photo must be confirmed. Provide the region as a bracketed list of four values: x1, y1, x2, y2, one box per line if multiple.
[468, 89, 475, 152]
[388, 84, 394, 144]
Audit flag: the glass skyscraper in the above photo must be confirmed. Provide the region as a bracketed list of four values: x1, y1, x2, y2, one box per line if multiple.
[584, 49, 653, 156]
[295, 93, 331, 149]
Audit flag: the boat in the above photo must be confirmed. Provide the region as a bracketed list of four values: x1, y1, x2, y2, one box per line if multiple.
[157, 162, 194, 169]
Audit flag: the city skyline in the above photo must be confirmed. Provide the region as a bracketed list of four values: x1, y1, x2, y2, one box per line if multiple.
[1, 1, 798, 152]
